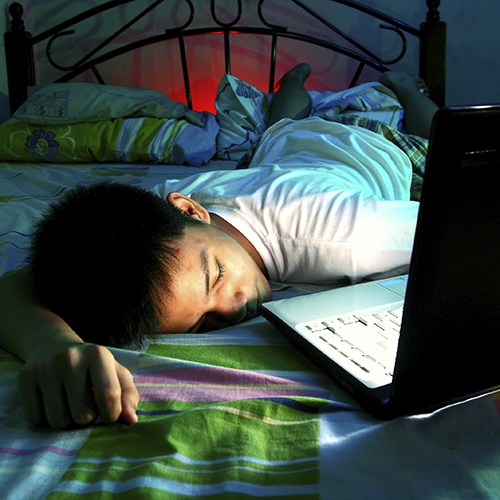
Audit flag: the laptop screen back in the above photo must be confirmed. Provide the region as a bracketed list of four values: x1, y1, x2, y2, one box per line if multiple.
[390, 105, 500, 416]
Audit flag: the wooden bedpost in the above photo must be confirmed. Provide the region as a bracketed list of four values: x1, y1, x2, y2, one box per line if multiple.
[4, 2, 36, 114]
[420, 0, 446, 107]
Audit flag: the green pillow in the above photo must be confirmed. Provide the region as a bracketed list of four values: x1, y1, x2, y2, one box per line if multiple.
[0, 114, 218, 166]
[1, 83, 219, 166]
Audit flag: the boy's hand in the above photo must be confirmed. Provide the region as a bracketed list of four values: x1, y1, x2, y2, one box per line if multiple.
[0, 267, 140, 429]
[17, 343, 139, 429]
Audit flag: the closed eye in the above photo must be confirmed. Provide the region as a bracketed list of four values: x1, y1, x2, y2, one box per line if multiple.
[192, 261, 224, 333]
[216, 259, 226, 285]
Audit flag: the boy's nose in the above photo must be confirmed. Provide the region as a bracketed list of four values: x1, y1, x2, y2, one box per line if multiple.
[216, 291, 247, 323]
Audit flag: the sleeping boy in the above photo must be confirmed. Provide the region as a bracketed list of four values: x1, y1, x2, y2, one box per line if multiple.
[0, 65, 438, 429]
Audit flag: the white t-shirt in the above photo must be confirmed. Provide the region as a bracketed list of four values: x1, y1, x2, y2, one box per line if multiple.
[153, 117, 419, 284]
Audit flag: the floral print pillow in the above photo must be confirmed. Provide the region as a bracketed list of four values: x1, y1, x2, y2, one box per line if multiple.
[24, 129, 65, 162]
[0, 113, 219, 166]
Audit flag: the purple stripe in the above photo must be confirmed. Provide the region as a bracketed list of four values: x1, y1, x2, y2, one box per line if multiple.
[136, 366, 273, 385]
[136, 367, 329, 390]
[0, 446, 79, 457]
[138, 386, 328, 402]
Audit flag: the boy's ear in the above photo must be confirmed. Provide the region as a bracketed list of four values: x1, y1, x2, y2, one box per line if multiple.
[166, 192, 211, 223]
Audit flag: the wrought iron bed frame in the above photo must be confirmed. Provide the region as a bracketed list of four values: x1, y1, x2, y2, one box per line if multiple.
[4, 0, 446, 115]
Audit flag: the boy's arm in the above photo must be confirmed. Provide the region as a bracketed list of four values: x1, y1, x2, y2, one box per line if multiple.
[0, 267, 139, 429]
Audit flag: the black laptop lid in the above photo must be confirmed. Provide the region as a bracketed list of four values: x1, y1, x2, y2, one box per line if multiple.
[390, 105, 500, 417]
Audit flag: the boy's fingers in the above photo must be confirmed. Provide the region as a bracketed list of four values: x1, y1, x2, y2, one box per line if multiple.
[17, 369, 47, 427]
[116, 363, 139, 425]
[86, 345, 125, 424]
[85, 345, 139, 425]
[42, 382, 73, 429]
[17, 343, 139, 428]
[19, 361, 74, 429]
[61, 346, 99, 426]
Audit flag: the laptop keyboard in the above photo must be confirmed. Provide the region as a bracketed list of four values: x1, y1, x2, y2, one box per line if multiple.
[304, 307, 403, 381]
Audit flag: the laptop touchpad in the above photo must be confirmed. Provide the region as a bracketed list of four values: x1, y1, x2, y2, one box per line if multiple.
[378, 276, 408, 298]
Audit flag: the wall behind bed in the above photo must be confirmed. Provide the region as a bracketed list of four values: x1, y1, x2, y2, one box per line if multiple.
[367, 0, 500, 106]
[1, 0, 499, 120]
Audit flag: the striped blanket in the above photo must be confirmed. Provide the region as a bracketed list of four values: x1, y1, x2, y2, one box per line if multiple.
[2, 314, 500, 499]
[45, 327, 329, 499]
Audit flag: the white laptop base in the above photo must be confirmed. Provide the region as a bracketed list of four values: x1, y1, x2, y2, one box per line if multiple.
[266, 275, 407, 389]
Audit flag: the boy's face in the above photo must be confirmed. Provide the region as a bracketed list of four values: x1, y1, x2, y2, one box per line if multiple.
[157, 221, 272, 333]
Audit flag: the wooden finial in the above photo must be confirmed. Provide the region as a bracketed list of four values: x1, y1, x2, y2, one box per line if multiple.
[9, 2, 26, 32]
[426, 0, 441, 24]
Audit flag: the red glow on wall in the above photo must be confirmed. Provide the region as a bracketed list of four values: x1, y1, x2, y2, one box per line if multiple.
[168, 76, 221, 115]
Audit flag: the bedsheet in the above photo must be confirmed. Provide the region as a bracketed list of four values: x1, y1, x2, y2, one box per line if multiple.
[2, 160, 500, 499]
[0, 160, 235, 275]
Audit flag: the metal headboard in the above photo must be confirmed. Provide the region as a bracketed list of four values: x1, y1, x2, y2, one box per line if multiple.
[4, 0, 446, 114]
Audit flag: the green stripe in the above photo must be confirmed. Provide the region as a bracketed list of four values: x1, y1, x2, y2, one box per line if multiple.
[58, 462, 318, 487]
[75, 399, 319, 462]
[48, 397, 321, 497]
[144, 343, 322, 372]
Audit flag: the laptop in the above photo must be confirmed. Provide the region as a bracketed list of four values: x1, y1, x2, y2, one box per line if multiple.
[260, 104, 500, 419]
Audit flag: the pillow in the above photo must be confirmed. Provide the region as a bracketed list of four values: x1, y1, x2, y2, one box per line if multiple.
[214, 75, 404, 161]
[0, 113, 218, 166]
[17, 82, 204, 126]
[215, 75, 270, 161]
[1, 83, 220, 166]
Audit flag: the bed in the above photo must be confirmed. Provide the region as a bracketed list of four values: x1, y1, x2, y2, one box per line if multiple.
[2, 1, 500, 499]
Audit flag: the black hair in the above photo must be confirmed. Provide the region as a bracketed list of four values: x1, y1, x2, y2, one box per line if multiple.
[29, 182, 202, 347]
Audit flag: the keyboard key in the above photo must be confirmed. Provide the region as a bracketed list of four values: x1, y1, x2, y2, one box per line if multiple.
[303, 307, 402, 380]
[307, 322, 328, 333]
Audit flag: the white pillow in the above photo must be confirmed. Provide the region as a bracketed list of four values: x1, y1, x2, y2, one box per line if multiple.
[16, 83, 204, 126]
